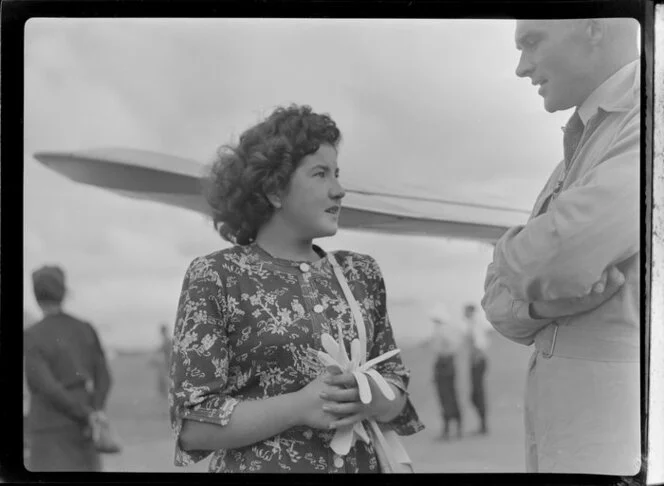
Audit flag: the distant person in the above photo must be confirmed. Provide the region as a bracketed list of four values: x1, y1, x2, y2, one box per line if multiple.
[23, 313, 34, 460]
[482, 19, 640, 474]
[170, 104, 424, 472]
[23, 357, 30, 461]
[150, 323, 172, 400]
[463, 304, 490, 436]
[24, 265, 112, 471]
[426, 303, 464, 440]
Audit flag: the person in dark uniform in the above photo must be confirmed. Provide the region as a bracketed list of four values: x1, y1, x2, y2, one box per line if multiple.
[426, 303, 464, 440]
[463, 303, 490, 436]
[24, 265, 112, 471]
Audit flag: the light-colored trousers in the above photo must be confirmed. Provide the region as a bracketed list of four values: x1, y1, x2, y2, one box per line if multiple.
[524, 351, 641, 475]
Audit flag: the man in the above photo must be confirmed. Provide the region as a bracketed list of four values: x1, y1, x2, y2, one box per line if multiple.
[426, 303, 464, 440]
[24, 265, 112, 471]
[463, 304, 490, 436]
[482, 19, 640, 475]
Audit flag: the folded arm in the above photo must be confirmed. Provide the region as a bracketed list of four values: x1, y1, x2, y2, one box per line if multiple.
[481, 262, 554, 346]
[483, 257, 627, 346]
[493, 120, 639, 301]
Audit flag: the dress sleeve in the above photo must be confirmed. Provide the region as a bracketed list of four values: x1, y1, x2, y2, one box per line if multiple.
[170, 256, 240, 467]
[363, 255, 425, 436]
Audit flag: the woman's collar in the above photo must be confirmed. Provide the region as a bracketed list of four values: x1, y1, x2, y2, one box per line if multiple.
[248, 241, 328, 268]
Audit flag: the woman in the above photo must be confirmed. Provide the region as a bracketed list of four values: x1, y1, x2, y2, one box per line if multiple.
[170, 104, 424, 473]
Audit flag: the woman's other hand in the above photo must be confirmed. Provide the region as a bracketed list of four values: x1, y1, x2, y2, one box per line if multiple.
[294, 371, 346, 430]
[320, 372, 404, 429]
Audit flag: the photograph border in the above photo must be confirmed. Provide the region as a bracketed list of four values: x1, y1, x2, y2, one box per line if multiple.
[1, 0, 657, 484]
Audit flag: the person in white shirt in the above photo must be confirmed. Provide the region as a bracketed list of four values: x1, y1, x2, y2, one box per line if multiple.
[463, 304, 490, 436]
[426, 303, 465, 440]
[482, 19, 640, 474]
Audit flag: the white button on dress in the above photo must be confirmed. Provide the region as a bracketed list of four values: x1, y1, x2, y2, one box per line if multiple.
[299, 263, 310, 272]
[313, 304, 324, 313]
[333, 455, 344, 468]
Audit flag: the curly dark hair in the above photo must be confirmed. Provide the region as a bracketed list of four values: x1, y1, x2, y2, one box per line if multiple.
[204, 104, 342, 245]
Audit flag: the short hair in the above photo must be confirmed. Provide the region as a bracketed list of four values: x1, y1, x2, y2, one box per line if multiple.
[204, 104, 342, 245]
[32, 265, 66, 304]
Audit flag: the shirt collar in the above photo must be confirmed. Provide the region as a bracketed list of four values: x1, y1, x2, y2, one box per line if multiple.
[577, 59, 640, 126]
[249, 242, 328, 268]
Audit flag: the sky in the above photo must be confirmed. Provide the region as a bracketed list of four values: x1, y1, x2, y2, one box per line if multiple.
[23, 18, 575, 350]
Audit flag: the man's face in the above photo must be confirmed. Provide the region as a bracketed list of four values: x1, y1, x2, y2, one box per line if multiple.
[514, 20, 595, 112]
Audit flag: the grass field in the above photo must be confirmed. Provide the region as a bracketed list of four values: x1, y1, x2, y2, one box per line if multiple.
[100, 332, 533, 473]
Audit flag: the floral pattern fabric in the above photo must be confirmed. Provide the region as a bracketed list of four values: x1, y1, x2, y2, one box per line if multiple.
[169, 243, 424, 473]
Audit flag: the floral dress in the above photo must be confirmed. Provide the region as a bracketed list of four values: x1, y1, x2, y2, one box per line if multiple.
[169, 243, 424, 473]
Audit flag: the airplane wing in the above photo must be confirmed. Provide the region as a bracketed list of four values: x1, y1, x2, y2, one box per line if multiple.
[33, 148, 529, 243]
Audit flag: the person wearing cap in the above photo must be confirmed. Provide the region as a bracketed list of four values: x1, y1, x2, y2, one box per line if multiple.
[425, 303, 464, 440]
[481, 19, 640, 474]
[24, 265, 112, 471]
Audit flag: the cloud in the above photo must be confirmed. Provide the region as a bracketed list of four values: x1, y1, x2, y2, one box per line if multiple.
[24, 18, 570, 348]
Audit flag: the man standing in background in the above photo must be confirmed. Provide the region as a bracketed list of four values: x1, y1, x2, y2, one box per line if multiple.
[482, 18, 640, 474]
[24, 265, 113, 471]
[463, 304, 490, 436]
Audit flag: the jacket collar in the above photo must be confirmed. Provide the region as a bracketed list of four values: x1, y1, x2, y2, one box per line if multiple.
[578, 59, 640, 125]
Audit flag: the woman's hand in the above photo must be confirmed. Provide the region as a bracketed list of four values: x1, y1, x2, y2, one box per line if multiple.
[320, 372, 404, 429]
[294, 371, 347, 430]
[86, 410, 107, 442]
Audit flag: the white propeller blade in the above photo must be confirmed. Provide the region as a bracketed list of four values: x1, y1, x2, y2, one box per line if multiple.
[330, 425, 355, 456]
[336, 324, 350, 368]
[317, 351, 343, 374]
[364, 369, 396, 401]
[362, 348, 400, 371]
[321, 333, 340, 359]
[350, 339, 361, 368]
[354, 422, 371, 444]
[352, 371, 373, 405]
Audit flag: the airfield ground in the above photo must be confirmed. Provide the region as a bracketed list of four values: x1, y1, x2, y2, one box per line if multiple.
[98, 332, 532, 473]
